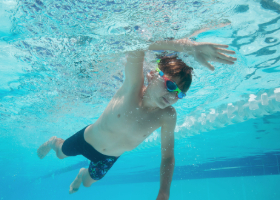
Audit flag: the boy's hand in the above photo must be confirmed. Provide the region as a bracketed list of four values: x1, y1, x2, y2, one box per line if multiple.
[156, 192, 169, 200]
[149, 39, 237, 71]
[191, 42, 237, 71]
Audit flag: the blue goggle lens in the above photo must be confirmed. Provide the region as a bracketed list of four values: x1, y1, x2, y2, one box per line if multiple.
[166, 80, 186, 99]
[177, 92, 186, 99]
[166, 80, 177, 91]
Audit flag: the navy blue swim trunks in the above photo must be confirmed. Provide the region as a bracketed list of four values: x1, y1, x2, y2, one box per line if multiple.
[61, 125, 119, 180]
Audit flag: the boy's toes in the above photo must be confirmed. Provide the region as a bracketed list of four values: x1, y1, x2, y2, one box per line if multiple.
[37, 148, 48, 159]
[69, 187, 79, 194]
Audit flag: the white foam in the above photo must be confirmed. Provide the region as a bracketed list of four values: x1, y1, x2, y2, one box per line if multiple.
[227, 103, 236, 118]
[274, 88, 280, 93]
[261, 93, 269, 105]
[249, 94, 257, 102]
[275, 88, 280, 102]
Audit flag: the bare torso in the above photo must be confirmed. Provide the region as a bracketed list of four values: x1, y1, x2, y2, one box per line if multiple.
[84, 86, 166, 157]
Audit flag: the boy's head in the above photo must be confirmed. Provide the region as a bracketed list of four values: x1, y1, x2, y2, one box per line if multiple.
[157, 56, 193, 93]
[147, 55, 193, 108]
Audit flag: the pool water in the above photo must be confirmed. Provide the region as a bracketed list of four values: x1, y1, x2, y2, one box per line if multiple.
[1, 0, 280, 199]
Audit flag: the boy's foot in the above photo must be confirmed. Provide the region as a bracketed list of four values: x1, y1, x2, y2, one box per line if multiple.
[37, 136, 57, 159]
[69, 168, 85, 194]
[69, 187, 79, 193]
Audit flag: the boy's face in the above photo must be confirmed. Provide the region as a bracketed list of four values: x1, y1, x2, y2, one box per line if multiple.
[148, 72, 183, 109]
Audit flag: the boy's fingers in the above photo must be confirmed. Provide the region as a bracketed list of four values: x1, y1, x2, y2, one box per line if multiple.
[214, 57, 235, 65]
[206, 43, 229, 48]
[199, 58, 215, 71]
[215, 47, 236, 54]
[214, 44, 229, 48]
[217, 52, 237, 62]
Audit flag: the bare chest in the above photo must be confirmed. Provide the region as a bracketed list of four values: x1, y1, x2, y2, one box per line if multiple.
[102, 101, 161, 138]
[84, 88, 167, 156]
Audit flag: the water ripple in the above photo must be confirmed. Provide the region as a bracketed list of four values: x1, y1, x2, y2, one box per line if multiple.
[0, 0, 279, 141]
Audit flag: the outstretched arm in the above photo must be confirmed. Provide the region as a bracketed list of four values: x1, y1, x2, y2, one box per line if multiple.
[123, 51, 145, 92]
[148, 39, 237, 71]
[157, 107, 177, 200]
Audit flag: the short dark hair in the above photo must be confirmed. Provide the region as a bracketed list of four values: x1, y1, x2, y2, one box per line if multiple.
[158, 55, 193, 93]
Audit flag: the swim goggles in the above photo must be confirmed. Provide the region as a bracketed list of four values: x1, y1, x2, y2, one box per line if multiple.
[156, 60, 186, 99]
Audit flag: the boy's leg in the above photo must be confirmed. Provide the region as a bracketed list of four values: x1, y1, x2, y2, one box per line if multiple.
[69, 168, 97, 194]
[69, 158, 119, 194]
[37, 136, 67, 159]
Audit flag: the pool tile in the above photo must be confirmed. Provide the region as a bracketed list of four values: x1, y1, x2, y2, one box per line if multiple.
[218, 168, 242, 178]
[262, 154, 278, 166]
[276, 154, 280, 166]
[203, 162, 220, 169]
[203, 169, 220, 179]
[190, 171, 204, 179]
[250, 156, 263, 167]
[239, 157, 251, 167]
[240, 166, 252, 176]
[251, 166, 264, 176]
[228, 159, 241, 167]
[264, 166, 279, 175]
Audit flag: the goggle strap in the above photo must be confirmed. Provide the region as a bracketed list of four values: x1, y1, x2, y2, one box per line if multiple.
[156, 67, 164, 76]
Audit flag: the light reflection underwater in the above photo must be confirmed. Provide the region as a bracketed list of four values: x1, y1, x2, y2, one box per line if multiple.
[1, 0, 280, 199]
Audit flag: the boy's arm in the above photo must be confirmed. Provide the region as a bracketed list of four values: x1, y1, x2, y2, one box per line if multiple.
[148, 39, 194, 54]
[148, 39, 237, 71]
[123, 51, 145, 91]
[157, 107, 177, 200]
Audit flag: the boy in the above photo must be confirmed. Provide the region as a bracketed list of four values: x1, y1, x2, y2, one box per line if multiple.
[37, 38, 236, 199]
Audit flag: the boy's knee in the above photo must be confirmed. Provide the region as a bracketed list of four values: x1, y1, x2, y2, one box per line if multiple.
[56, 152, 66, 159]
[82, 171, 98, 187]
[56, 144, 67, 159]
[82, 182, 92, 187]
[57, 155, 64, 159]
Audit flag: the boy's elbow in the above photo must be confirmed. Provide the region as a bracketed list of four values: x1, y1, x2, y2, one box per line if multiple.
[127, 51, 145, 59]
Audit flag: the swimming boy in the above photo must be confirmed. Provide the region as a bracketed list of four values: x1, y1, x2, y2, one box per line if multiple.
[37, 38, 236, 199]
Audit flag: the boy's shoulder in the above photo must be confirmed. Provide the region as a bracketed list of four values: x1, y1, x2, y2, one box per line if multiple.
[160, 106, 177, 124]
[163, 106, 176, 114]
